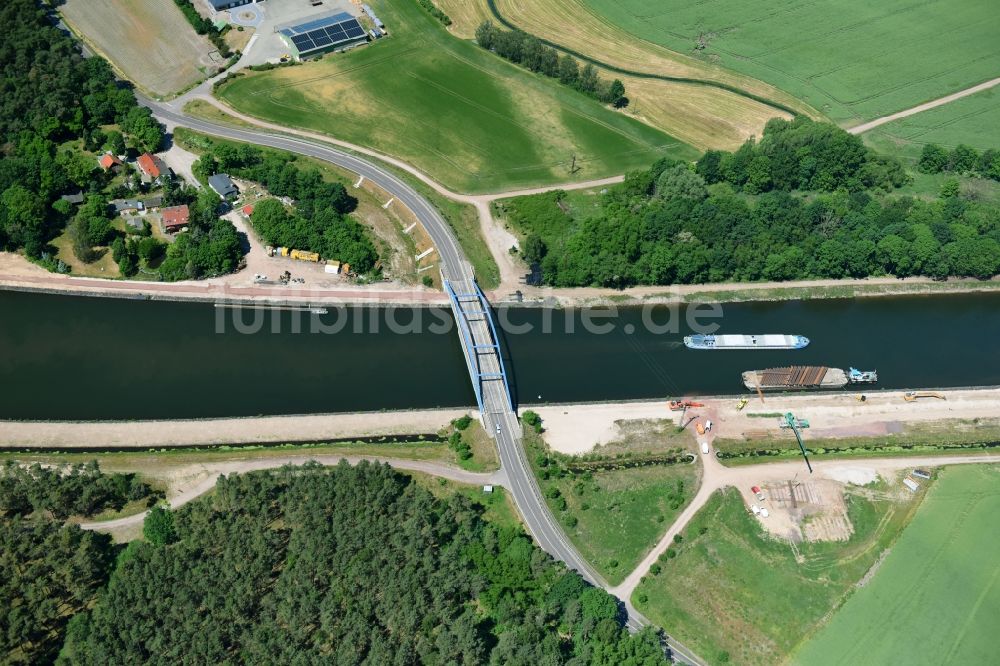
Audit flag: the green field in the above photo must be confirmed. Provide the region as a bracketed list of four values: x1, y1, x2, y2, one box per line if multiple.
[217, 0, 695, 193]
[796, 465, 1000, 665]
[634, 483, 922, 665]
[580, 0, 1000, 125]
[864, 87, 1000, 161]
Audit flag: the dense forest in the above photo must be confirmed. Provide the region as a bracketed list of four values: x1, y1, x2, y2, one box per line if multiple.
[194, 142, 379, 272]
[0, 0, 164, 264]
[58, 462, 667, 665]
[0, 460, 158, 664]
[475, 21, 626, 107]
[505, 118, 1000, 286]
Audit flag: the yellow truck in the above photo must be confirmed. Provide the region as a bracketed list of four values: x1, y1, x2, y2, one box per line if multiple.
[290, 249, 320, 262]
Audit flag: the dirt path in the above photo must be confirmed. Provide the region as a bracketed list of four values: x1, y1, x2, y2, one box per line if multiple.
[848, 76, 1000, 135]
[610, 451, 1000, 601]
[80, 455, 504, 532]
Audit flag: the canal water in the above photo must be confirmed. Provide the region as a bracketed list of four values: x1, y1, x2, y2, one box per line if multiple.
[1, 290, 998, 420]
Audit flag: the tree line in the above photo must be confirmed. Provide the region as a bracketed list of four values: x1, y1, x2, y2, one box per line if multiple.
[0, 0, 164, 265]
[172, 0, 233, 58]
[475, 21, 627, 106]
[505, 118, 1000, 287]
[416, 0, 452, 26]
[195, 141, 379, 272]
[919, 142, 1000, 181]
[0, 460, 160, 520]
[61, 462, 668, 665]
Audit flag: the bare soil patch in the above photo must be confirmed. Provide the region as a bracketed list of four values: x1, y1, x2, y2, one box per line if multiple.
[60, 0, 216, 96]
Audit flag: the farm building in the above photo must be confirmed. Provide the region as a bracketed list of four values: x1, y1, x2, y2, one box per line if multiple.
[276, 11, 368, 60]
[161, 205, 191, 233]
[136, 153, 169, 181]
[208, 173, 239, 199]
[206, 0, 254, 11]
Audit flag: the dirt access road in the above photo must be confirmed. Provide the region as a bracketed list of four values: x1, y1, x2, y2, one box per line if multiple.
[848, 76, 1000, 135]
[610, 451, 1000, 601]
[80, 455, 504, 532]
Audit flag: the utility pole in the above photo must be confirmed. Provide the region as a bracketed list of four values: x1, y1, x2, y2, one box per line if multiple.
[569, 153, 579, 174]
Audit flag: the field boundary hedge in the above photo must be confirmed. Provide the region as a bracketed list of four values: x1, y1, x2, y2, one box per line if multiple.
[483, 0, 801, 117]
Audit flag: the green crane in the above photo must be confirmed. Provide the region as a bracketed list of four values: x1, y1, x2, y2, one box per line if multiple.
[785, 412, 813, 474]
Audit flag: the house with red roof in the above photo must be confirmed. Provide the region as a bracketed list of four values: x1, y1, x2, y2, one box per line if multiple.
[161, 204, 190, 233]
[98, 153, 123, 171]
[136, 152, 169, 182]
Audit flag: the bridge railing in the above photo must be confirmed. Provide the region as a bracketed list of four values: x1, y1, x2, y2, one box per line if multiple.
[443, 279, 515, 417]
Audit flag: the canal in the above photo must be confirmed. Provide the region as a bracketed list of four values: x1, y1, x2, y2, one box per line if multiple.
[1, 290, 999, 420]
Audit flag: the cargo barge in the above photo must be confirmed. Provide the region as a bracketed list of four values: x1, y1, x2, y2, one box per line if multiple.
[742, 366, 877, 391]
[684, 334, 809, 350]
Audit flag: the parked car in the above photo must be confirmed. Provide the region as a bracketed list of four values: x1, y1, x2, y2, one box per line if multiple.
[700, 441, 710, 455]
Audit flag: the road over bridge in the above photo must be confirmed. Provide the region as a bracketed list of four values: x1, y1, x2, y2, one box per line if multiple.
[144, 98, 703, 665]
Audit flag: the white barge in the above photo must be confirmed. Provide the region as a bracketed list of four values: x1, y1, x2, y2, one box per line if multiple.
[684, 334, 809, 350]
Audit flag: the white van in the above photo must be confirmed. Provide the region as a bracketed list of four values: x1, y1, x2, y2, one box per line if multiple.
[700, 441, 710, 455]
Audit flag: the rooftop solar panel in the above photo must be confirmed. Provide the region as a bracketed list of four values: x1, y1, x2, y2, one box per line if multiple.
[283, 12, 368, 54]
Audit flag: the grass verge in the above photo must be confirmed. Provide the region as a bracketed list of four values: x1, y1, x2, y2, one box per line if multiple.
[634, 482, 925, 665]
[524, 427, 699, 585]
[714, 418, 1000, 465]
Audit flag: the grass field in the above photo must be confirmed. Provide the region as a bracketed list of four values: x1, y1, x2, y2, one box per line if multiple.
[60, 0, 217, 97]
[217, 0, 696, 194]
[434, 0, 799, 150]
[525, 427, 699, 585]
[795, 465, 1000, 665]
[575, 0, 1000, 125]
[863, 87, 1000, 162]
[634, 483, 924, 665]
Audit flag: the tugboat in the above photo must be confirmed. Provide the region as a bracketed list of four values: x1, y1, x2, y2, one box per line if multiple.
[684, 334, 809, 350]
[848, 368, 878, 384]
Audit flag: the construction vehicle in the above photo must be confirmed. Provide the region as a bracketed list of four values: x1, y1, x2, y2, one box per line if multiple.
[736, 396, 749, 411]
[904, 391, 946, 402]
[669, 399, 704, 411]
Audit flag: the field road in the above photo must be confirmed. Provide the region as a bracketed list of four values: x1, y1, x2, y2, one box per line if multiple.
[80, 455, 504, 532]
[610, 452, 1000, 603]
[849, 76, 1000, 135]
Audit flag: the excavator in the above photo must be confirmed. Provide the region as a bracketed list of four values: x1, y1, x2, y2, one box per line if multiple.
[903, 391, 946, 402]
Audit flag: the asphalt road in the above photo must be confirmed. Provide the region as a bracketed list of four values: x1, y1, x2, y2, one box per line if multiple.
[143, 99, 472, 284]
[146, 99, 703, 664]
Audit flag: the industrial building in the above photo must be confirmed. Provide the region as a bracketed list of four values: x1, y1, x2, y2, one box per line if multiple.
[276, 11, 367, 59]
